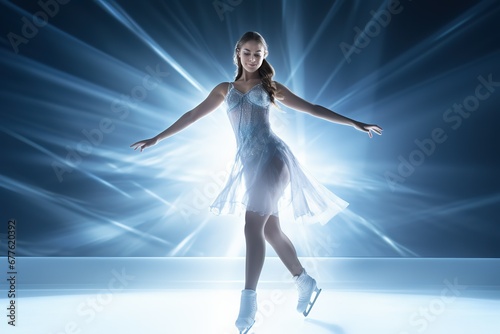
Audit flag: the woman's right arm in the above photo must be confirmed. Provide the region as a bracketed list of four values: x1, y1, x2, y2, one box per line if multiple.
[130, 82, 228, 151]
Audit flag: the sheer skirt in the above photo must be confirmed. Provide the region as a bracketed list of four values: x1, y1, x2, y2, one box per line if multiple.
[210, 133, 348, 224]
[209, 82, 348, 224]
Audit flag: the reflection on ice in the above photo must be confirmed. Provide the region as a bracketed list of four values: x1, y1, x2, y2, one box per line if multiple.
[3, 288, 499, 334]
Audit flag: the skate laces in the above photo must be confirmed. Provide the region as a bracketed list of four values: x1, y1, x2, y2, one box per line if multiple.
[294, 269, 322, 316]
[294, 270, 315, 300]
[236, 289, 257, 325]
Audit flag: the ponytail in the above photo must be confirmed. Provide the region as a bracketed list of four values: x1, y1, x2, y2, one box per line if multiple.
[258, 58, 277, 106]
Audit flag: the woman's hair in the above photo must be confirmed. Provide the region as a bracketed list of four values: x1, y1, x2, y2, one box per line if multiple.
[234, 31, 278, 105]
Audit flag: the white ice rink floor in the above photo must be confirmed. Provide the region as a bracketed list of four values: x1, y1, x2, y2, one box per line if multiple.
[1, 258, 499, 334]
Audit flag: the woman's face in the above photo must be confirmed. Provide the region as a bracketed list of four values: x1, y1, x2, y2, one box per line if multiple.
[238, 40, 266, 73]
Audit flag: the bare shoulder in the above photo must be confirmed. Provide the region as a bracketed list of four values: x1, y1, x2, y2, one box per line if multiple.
[272, 81, 291, 94]
[212, 82, 231, 97]
[272, 81, 285, 90]
[272, 81, 289, 100]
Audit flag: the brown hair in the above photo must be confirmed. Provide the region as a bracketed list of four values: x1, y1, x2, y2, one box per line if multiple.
[234, 31, 278, 105]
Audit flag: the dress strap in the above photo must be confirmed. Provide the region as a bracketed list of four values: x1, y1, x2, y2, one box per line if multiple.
[224, 82, 233, 101]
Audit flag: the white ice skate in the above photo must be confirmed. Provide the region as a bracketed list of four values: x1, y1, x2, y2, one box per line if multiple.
[235, 289, 257, 334]
[294, 269, 322, 317]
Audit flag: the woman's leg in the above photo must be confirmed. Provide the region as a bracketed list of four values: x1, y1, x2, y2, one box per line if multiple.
[244, 210, 271, 291]
[264, 215, 303, 277]
[264, 215, 321, 316]
[242, 150, 291, 289]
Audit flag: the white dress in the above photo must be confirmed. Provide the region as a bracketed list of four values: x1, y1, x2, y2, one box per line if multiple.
[210, 82, 348, 224]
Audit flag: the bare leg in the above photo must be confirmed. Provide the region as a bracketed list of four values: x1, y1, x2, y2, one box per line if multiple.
[264, 215, 303, 277]
[244, 210, 271, 291]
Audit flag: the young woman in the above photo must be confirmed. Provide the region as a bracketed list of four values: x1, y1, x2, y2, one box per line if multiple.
[131, 31, 382, 333]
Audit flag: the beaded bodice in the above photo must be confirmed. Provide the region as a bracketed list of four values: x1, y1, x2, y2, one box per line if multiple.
[225, 82, 275, 157]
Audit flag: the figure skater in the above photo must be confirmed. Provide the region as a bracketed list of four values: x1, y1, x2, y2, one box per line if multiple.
[131, 31, 382, 333]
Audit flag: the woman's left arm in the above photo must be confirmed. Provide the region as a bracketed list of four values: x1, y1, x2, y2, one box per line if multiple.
[274, 82, 383, 138]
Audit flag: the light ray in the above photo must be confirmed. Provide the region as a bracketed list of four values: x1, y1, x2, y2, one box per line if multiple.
[1, 0, 498, 257]
[95, 0, 206, 94]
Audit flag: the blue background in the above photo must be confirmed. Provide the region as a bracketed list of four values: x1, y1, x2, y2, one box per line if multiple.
[1, 0, 499, 257]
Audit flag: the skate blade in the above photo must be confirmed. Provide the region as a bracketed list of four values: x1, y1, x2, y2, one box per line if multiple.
[303, 287, 322, 317]
[239, 319, 255, 334]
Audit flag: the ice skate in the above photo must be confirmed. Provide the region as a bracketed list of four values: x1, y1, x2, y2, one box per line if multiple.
[294, 269, 322, 317]
[235, 289, 257, 334]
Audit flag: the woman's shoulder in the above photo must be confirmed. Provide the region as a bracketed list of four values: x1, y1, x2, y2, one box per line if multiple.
[208, 82, 231, 98]
[272, 80, 283, 89]
[213, 82, 231, 92]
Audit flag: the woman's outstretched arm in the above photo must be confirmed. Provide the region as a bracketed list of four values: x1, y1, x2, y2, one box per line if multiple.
[274, 82, 383, 138]
[130, 82, 228, 151]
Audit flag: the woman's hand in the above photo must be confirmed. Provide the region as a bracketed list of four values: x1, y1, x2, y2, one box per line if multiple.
[353, 121, 383, 138]
[130, 137, 158, 152]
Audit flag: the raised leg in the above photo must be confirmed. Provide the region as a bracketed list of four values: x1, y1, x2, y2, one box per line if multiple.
[264, 215, 303, 276]
[264, 216, 322, 316]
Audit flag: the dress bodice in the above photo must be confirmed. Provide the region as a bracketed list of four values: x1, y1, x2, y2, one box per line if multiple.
[211, 81, 349, 223]
[225, 82, 273, 150]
